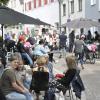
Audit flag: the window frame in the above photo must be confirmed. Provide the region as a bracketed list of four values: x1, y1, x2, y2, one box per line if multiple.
[70, 0, 74, 14]
[63, 4, 66, 16]
[78, 0, 82, 12]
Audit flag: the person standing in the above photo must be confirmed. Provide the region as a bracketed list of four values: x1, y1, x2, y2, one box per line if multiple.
[69, 30, 75, 52]
[74, 35, 85, 69]
[59, 31, 67, 58]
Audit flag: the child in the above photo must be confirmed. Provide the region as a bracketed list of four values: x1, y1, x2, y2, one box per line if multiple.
[30, 56, 49, 100]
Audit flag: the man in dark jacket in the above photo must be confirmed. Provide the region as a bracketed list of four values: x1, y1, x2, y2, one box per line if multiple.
[59, 31, 67, 58]
[69, 30, 75, 52]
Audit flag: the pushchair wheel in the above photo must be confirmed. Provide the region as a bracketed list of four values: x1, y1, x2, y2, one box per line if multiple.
[89, 53, 95, 64]
[83, 54, 87, 64]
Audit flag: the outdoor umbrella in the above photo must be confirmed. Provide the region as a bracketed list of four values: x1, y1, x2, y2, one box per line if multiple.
[66, 18, 100, 29]
[0, 6, 50, 25]
[0, 6, 50, 48]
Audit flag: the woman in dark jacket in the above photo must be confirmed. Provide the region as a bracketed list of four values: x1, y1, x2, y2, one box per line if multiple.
[58, 55, 77, 89]
[58, 55, 85, 99]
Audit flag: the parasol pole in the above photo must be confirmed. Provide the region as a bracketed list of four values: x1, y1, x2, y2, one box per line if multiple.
[1, 24, 4, 49]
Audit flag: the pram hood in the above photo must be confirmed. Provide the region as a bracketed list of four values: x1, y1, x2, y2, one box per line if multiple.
[86, 43, 97, 52]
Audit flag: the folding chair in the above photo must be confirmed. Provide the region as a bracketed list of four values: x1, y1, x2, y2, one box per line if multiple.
[6, 52, 13, 63]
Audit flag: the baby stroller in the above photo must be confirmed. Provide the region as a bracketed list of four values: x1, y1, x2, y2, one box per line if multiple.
[83, 43, 97, 64]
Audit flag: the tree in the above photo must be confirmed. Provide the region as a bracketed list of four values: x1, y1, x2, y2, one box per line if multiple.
[0, 0, 9, 6]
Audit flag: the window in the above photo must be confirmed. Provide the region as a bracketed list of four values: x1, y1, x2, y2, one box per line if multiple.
[34, 0, 36, 8]
[38, 0, 41, 7]
[44, 0, 48, 5]
[91, 0, 96, 5]
[78, 0, 82, 11]
[50, 0, 54, 2]
[25, 3, 27, 11]
[28, 1, 32, 10]
[63, 4, 66, 16]
[71, 0, 74, 13]
[25, 2, 29, 11]
[19, 0, 24, 5]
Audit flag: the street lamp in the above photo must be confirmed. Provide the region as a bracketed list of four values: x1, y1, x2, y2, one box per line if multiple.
[58, 0, 63, 34]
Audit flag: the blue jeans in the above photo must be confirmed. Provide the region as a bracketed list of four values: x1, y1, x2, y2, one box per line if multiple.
[24, 75, 32, 89]
[75, 52, 84, 65]
[21, 53, 33, 66]
[6, 91, 34, 100]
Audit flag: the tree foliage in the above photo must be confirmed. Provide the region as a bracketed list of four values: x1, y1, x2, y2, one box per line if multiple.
[0, 0, 9, 6]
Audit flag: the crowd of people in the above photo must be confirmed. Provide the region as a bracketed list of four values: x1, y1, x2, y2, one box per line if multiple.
[0, 29, 100, 100]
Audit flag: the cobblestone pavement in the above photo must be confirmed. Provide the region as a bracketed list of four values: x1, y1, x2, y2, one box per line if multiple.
[81, 60, 100, 100]
[53, 52, 100, 100]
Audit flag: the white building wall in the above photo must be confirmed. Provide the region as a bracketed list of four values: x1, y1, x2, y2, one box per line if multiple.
[7, 0, 24, 38]
[61, 0, 67, 25]
[8, 0, 24, 13]
[24, 1, 59, 26]
[69, 0, 85, 19]
[61, 0, 86, 35]
[62, 0, 85, 25]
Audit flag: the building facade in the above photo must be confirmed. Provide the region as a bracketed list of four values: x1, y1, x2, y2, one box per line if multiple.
[8, 0, 24, 13]
[24, 0, 59, 26]
[61, 0, 100, 35]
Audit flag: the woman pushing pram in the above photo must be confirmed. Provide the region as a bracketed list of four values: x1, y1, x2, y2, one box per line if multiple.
[83, 42, 97, 64]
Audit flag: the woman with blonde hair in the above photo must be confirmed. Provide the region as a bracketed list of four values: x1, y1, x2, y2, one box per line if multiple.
[30, 56, 49, 100]
[54, 55, 85, 99]
[57, 56, 77, 89]
[66, 55, 77, 69]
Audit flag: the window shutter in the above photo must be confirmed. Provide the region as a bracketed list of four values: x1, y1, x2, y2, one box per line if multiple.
[39, 0, 41, 7]
[29, 1, 32, 10]
[34, 0, 36, 8]
[44, 0, 48, 5]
